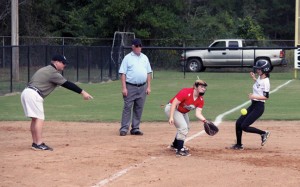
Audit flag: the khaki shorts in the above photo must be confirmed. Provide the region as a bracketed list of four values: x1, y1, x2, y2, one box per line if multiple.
[21, 88, 45, 120]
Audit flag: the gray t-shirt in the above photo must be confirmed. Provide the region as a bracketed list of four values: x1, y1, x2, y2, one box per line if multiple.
[28, 65, 67, 98]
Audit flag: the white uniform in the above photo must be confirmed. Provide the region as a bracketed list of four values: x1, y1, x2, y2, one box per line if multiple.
[252, 76, 270, 102]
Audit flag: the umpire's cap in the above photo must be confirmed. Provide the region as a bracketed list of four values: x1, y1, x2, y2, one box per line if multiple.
[52, 54, 68, 65]
[132, 38, 142, 46]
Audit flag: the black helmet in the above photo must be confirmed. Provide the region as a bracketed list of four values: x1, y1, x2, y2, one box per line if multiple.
[253, 60, 272, 73]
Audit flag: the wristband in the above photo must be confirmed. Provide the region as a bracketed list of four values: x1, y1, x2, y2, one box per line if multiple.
[202, 119, 206, 123]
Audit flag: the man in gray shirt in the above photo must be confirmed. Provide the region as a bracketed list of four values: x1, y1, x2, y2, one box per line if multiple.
[21, 54, 93, 151]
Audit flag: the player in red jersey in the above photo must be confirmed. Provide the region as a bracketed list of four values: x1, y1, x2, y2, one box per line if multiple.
[164, 79, 208, 156]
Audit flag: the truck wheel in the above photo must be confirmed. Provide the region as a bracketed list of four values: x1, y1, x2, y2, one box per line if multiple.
[187, 59, 204, 72]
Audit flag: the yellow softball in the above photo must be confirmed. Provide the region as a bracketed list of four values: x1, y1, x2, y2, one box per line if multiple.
[241, 108, 247, 115]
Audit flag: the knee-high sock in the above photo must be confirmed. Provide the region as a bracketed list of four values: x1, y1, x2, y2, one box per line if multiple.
[177, 140, 184, 151]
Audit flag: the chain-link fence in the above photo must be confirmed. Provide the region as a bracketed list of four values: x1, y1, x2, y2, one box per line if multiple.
[1, 36, 296, 47]
[0, 45, 117, 95]
[0, 42, 297, 96]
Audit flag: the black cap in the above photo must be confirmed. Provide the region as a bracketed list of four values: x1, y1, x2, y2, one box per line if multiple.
[132, 38, 142, 46]
[51, 54, 68, 65]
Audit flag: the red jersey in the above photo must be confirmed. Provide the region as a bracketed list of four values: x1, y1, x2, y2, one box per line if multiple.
[169, 88, 204, 113]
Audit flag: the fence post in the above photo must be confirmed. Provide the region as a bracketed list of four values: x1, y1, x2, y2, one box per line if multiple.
[45, 45, 48, 66]
[2, 38, 4, 68]
[88, 47, 90, 82]
[76, 46, 79, 82]
[10, 47, 12, 92]
[183, 41, 186, 79]
[27, 46, 30, 82]
[109, 47, 112, 80]
[100, 47, 103, 81]
[254, 48, 256, 66]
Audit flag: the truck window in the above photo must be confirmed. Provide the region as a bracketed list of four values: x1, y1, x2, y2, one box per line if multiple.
[228, 41, 238, 50]
[210, 41, 225, 50]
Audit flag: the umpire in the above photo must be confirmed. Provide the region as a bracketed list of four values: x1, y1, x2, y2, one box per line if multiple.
[20, 54, 93, 151]
[119, 38, 152, 136]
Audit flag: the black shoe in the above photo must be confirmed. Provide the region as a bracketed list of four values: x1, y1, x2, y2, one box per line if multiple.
[32, 143, 53, 151]
[228, 144, 244, 150]
[32, 143, 37, 149]
[176, 148, 191, 156]
[120, 131, 127, 136]
[261, 131, 270, 146]
[130, 131, 143, 135]
[168, 144, 189, 152]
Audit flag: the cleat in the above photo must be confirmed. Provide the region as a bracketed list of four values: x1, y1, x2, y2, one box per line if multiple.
[176, 148, 191, 156]
[228, 144, 244, 150]
[120, 131, 127, 136]
[31, 143, 37, 150]
[168, 144, 189, 152]
[261, 131, 270, 146]
[32, 143, 53, 151]
[130, 131, 143, 135]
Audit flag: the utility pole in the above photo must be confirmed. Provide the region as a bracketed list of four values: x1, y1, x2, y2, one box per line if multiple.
[11, 0, 19, 81]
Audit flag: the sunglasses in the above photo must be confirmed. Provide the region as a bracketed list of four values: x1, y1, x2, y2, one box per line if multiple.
[59, 61, 67, 65]
[134, 44, 142, 48]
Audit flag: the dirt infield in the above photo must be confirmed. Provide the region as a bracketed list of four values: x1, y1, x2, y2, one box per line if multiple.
[1, 121, 300, 187]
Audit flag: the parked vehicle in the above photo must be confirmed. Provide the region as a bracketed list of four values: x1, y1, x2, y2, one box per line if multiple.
[181, 39, 287, 72]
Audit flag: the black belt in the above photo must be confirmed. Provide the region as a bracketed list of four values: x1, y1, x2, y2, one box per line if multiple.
[126, 82, 146, 87]
[27, 86, 43, 97]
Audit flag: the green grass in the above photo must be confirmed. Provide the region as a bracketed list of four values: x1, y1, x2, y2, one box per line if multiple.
[0, 70, 298, 122]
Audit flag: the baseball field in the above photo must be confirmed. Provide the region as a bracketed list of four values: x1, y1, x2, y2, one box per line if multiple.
[0, 70, 299, 187]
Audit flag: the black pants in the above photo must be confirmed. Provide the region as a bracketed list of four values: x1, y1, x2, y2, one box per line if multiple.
[235, 100, 266, 145]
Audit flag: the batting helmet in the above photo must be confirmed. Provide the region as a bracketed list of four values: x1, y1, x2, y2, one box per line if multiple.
[253, 60, 272, 73]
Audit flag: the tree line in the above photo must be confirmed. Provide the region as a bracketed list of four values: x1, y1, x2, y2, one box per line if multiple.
[0, 0, 296, 45]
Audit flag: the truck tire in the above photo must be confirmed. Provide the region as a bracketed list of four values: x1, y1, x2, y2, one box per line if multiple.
[187, 58, 204, 72]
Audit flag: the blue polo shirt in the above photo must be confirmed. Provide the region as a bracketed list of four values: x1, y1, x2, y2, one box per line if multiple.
[119, 52, 152, 84]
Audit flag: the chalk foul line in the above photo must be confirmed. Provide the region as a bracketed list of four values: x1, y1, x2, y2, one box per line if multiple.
[91, 157, 157, 187]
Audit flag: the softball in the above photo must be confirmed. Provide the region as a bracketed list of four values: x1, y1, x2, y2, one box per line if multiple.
[241, 108, 247, 115]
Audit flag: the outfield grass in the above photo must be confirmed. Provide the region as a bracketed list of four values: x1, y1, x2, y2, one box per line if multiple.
[0, 70, 298, 122]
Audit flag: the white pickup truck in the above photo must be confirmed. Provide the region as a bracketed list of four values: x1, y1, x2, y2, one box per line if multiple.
[181, 39, 287, 72]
